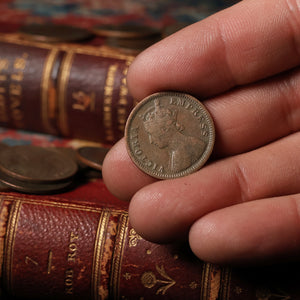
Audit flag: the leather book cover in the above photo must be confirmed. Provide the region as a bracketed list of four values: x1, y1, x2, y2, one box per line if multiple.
[0, 179, 300, 300]
[0, 181, 219, 300]
[0, 33, 136, 145]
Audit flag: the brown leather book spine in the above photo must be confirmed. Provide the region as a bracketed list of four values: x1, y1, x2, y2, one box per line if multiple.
[57, 46, 135, 144]
[1, 192, 300, 299]
[0, 194, 226, 300]
[0, 34, 136, 144]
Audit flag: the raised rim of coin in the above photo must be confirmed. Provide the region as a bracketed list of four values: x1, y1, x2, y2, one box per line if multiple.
[0, 145, 78, 183]
[125, 92, 215, 179]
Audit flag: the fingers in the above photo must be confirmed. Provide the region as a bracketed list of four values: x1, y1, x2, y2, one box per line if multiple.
[102, 139, 156, 201]
[127, 132, 300, 242]
[103, 67, 300, 200]
[189, 195, 300, 264]
[206, 67, 300, 156]
[127, 0, 300, 100]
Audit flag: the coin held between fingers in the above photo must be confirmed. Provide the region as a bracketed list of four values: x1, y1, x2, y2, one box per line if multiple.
[125, 92, 215, 179]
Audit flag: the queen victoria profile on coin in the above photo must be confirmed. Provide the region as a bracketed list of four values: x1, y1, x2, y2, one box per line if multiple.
[125, 92, 215, 179]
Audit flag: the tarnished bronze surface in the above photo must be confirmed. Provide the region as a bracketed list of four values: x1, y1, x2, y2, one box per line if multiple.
[0, 145, 78, 183]
[19, 23, 93, 43]
[125, 92, 215, 179]
[76, 146, 109, 171]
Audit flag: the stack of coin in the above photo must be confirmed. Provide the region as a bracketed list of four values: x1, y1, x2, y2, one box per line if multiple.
[0, 145, 78, 194]
[92, 23, 162, 55]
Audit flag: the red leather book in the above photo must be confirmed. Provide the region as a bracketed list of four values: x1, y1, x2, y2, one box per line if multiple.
[0, 179, 300, 300]
[0, 33, 136, 145]
[0, 180, 217, 300]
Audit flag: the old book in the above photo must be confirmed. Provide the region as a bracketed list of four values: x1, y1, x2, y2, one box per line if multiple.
[0, 179, 300, 300]
[0, 179, 220, 300]
[0, 33, 136, 145]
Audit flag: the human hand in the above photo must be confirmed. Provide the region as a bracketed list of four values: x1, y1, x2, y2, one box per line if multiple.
[102, 0, 300, 264]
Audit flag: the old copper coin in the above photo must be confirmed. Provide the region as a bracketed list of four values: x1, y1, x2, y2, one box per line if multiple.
[92, 24, 161, 39]
[19, 23, 94, 43]
[125, 92, 215, 179]
[76, 146, 109, 171]
[0, 145, 78, 183]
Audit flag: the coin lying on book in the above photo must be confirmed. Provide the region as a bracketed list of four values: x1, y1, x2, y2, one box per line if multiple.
[125, 92, 215, 179]
[76, 146, 109, 171]
[19, 23, 94, 43]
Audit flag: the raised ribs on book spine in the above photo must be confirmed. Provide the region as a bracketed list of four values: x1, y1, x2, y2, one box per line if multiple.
[0, 194, 224, 300]
[1, 190, 300, 299]
[0, 34, 136, 144]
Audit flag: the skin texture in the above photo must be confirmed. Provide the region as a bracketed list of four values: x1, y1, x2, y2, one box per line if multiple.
[102, 0, 300, 264]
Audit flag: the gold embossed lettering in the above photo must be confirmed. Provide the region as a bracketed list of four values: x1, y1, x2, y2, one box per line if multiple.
[103, 64, 118, 141]
[129, 228, 143, 247]
[0, 59, 9, 71]
[25, 256, 39, 266]
[117, 107, 127, 131]
[47, 250, 53, 274]
[70, 231, 79, 242]
[68, 243, 77, 262]
[13, 53, 28, 70]
[104, 106, 111, 113]
[64, 232, 78, 294]
[65, 269, 74, 295]
[72, 91, 95, 111]
[9, 83, 22, 96]
[117, 58, 133, 134]
[0, 75, 7, 81]
[119, 85, 128, 97]
[118, 98, 128, 106]
[10, 71, 24, 82]
[67, 232, 78, 263]
[7, 53, 28, 128]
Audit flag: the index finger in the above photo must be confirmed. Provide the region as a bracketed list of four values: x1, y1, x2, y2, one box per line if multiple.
[127, 0, 300, 100]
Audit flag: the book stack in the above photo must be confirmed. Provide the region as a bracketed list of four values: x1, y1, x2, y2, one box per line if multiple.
[0, 13, 300, 300]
